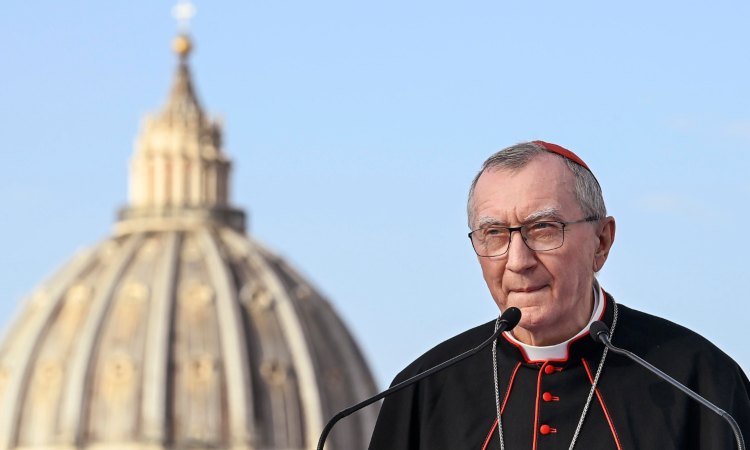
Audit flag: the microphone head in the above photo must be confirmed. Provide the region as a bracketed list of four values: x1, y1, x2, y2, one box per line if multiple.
[589, 320, 610, 343]
[499, 307, 522, 331]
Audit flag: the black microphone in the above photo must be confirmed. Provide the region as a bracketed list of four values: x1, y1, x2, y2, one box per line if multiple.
[589, 321, 746, 450]
[316, 307, 522, 450]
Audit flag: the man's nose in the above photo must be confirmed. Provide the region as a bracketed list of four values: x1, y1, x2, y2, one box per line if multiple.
[505, 231, 537, 272]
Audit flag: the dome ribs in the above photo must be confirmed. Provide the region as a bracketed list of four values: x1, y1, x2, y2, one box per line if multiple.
[58, 233, 145, 445]
[244, 237, 326, 448]
[170, 230, 224, 443]
[140, 231, 180, 442]
[199, 228, 257, 445]
[0, 246, 101, 450]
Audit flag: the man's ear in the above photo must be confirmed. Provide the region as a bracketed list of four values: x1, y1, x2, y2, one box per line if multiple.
[593, 216, 616, 272]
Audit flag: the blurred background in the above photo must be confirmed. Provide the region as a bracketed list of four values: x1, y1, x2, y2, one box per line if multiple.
[1, 0, 748, 390]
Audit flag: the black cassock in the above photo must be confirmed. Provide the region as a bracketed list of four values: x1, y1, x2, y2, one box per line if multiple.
[369, 294, 750, 449]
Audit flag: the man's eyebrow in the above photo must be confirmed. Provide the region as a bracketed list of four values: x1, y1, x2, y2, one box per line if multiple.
[474, 208, 563, 229]
[475, 217, 506, 228]
[523, 208, 563, 223]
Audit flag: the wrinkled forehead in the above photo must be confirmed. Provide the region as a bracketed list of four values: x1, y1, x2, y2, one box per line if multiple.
[471, 156, 581, 225]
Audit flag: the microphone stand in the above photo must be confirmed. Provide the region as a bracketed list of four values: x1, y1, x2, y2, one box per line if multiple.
[316, 307, 521, 450]
[590, 321, 746, 450]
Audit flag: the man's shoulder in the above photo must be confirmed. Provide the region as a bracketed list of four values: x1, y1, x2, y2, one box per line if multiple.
[391, 319, 496, 385]
[617, 302, 716, 347]
[616, 302, 741, 370]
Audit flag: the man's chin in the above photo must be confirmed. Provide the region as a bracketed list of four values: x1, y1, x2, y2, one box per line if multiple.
[514, 307, 552, 333]
[497, 293, 549, 325]
[506, 294, 550, 313]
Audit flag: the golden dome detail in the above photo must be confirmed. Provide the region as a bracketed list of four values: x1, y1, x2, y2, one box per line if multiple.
[172, 34, 192, 57]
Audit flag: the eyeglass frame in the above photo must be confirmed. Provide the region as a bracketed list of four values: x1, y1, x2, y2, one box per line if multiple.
[468, 216, 601, 257]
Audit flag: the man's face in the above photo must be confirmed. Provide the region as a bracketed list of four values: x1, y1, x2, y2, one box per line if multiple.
[471, 153, 614, 345]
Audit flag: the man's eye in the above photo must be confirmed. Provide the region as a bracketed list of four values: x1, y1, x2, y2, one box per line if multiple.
[485, 228, 504, 236]
[529, 222, 554, 231]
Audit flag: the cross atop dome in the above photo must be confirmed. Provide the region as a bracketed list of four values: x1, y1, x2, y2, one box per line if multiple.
[171, 1, 196, 58]
[172, 0, 196, 33]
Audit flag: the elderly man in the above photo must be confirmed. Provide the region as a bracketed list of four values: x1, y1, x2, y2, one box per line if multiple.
[368, 141, 750, 449]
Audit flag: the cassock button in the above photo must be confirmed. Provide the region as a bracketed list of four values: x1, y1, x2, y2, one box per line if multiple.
[544, 365, 558, 375]
[540, 424, 556, 435]
[542, 392, 554, 402]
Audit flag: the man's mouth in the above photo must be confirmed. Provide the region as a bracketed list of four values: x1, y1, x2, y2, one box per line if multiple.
[510, 285, 545, 294]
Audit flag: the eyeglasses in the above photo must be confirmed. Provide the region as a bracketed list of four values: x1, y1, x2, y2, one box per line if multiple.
[468, 216, 600, 257]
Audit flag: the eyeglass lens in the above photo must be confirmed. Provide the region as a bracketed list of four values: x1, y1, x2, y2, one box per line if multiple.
[471, 222, 565, 256]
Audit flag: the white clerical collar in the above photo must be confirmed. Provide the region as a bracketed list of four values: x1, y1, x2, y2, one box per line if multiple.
[504, 281, 605, 362]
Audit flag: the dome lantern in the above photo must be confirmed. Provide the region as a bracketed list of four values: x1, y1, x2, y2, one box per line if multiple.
[117, 26, 245, 235]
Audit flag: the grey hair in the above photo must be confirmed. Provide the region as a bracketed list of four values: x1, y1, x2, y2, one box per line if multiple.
[467, 141, 606, 228]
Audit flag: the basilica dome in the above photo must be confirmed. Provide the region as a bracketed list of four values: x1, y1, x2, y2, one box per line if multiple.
[0, 33, 378, 450]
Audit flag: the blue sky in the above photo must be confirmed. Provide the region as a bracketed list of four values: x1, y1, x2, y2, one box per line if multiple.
[1, 1, 749, 389]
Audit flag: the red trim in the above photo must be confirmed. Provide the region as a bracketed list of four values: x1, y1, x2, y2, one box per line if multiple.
[599, 288, 609, 321]
[501, 324, 594, 363]
[582, 358, 623, 450]
[482, 419, 498, 450]
[482, 362, 522, 449]
[501, 362, 522, 414]
[501, 332, 534, 362]
[532, 363, 547, 450]
[501, 332, 575, 363]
